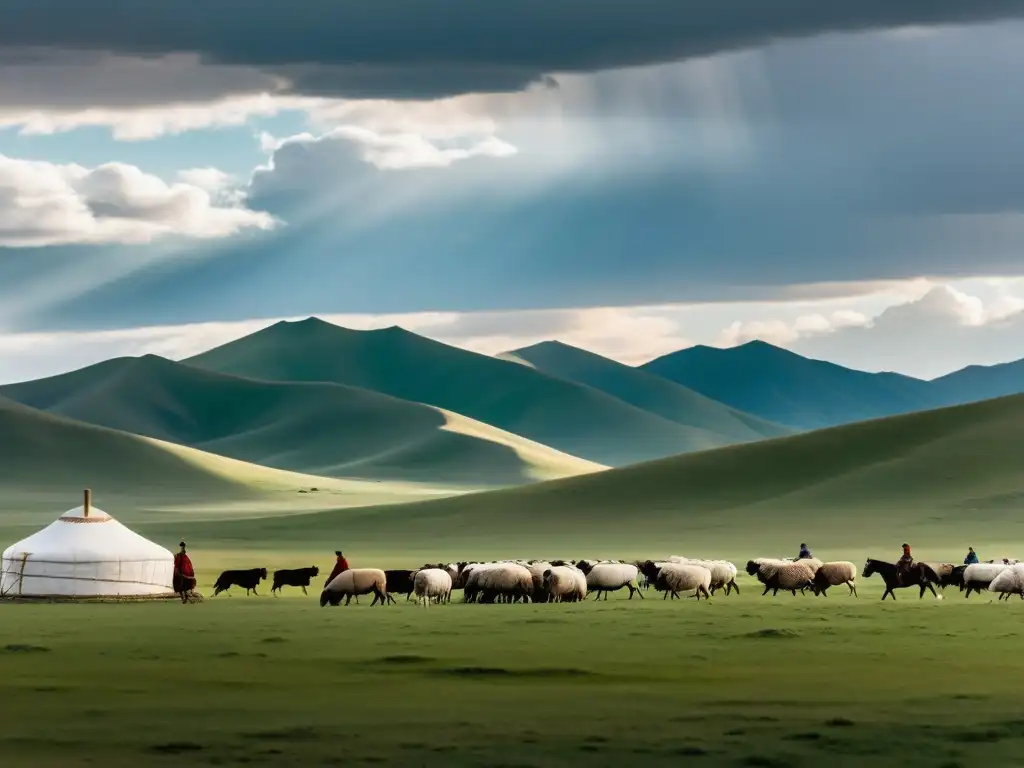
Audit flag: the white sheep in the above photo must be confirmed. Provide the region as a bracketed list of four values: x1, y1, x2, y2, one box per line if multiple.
[462, 563, 502, 602]
[810, 561, 858, 597]
[745, 560, 814, 596]
[476, 564, 534, 604]
[581, 562, 643, 600]
[413, 568, 454, 607]
[655, 564, 712, 601]
[542, 566, 588, 603]
[319, 568, 388, 607]
[988, 565, 1024, 601]
[962, 562, 1010, 597]
[668, 556, 739, 595]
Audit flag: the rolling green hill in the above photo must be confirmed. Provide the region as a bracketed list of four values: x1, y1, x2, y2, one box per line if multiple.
[0, 395, 444, 522]
[641, 340, 939, 430]
[502, 340, 792, 441]
[184, 318, 769, 465]
[0, 355, 603, 487]
[172, 393, 1024, 560]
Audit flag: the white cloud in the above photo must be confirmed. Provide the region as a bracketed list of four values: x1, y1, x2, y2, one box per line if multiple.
[0, 93, 324, 141]
[716, 311, 870, 347]
[0, 155, 275, 247]
[273, 125, 517, 172]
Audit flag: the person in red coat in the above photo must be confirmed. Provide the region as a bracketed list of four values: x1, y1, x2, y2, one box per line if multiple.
[324, 550, 349, 587]
[173, 541, 197, 603]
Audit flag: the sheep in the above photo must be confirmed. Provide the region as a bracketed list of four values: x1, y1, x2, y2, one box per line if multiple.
[655, 564, 712, 601]
[270, 566, 319, 596]
[475, 564, 534, 604]
[810, 561, 858, 597]
[668, 557, 739, 595]
[413, 568, 454, 607]
[579, 562, 644, 600]
[786, 557, 824, 575]
[319, 568, 388, 607]
[212, 567, 268, 597]
[542, 566, 588, 603]
[462, 563, 503, 603]
[383, 569, 417, 604]
[961, 562, 1010, 597]
[923, 562, 957, 589]
[527, 561, 553, 602]
[745, 560, 814, 597]
[988, 565, 1024, 601]
[638, 560, 669, 590]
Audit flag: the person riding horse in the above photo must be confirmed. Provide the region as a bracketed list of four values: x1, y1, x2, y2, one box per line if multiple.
[896, 543, 913, 585]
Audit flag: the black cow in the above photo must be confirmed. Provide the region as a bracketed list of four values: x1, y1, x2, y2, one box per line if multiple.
[213, 568, 268, 596]
[271, 566, 320, 596]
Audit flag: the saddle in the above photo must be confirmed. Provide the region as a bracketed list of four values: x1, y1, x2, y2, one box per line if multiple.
[896, 562, 914, 586]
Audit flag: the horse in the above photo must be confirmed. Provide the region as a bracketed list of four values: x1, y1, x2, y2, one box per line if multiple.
[862, 559, 941, 601]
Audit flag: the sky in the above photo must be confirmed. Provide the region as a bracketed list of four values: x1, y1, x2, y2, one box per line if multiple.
[3, 1, 1024, 383]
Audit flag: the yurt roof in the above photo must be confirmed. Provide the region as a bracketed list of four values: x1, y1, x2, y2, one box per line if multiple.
[2, 492, 172, 563]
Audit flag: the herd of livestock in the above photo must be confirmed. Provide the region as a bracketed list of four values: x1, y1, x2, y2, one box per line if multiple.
[207, 555, 1024, 606]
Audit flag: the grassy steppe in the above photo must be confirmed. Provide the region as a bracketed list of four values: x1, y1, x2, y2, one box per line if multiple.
[3, 391, 1024, 766]
[2, 583, 1024, 768]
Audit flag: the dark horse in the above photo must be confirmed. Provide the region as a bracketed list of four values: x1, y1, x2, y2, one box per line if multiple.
[862, 559, 941, 601]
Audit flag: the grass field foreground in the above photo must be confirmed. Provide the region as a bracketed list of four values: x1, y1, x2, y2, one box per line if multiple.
[2, 578, 1023, 767]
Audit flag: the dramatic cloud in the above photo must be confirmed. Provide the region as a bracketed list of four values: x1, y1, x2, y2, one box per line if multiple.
[791, 285, 1024, 378]
[4, 16, 1024, 394]
[0, 155, 274, 247]
[3, 1, 1022, 102]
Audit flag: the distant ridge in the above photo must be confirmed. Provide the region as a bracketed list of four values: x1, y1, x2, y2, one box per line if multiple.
[0, 354, 604, 487]
[183, 318, 759, 466]
[501, 340, 791, 442]
[930, 357, 1024, 407]
[641, 340, 940, 430]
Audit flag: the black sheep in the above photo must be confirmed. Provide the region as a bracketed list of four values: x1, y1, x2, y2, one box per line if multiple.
[384, 569, 416, 604]
[213, 568, 268, 596]
[271, 566, 320, 596]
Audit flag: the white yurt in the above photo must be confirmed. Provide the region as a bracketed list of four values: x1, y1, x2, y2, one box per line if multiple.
[0, 490, 175, 599]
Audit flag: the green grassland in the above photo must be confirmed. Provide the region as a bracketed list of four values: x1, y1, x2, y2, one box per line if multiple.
[3, 581, 1024, 768]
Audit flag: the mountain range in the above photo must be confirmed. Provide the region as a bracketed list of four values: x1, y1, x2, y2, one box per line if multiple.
[642, 340, 1024, 430]
[3, 316, 1024, 521]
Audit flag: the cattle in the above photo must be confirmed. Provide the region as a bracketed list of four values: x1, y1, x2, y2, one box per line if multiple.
[270, 566, 320, 596]
[213, 568, 268, 596]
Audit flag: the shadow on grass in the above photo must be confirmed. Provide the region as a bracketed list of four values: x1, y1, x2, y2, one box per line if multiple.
[437, 666, 597, 679]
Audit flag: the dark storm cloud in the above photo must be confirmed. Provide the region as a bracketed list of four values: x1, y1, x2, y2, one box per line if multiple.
[5, 0, 1024, 98]
[7, 19, 1024, 334]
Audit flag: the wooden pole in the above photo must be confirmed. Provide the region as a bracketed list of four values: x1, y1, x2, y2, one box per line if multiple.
[84, 489, 91, 518]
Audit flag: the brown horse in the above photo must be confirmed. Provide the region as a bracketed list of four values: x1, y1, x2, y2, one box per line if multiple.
[862, 559, 941, 601]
